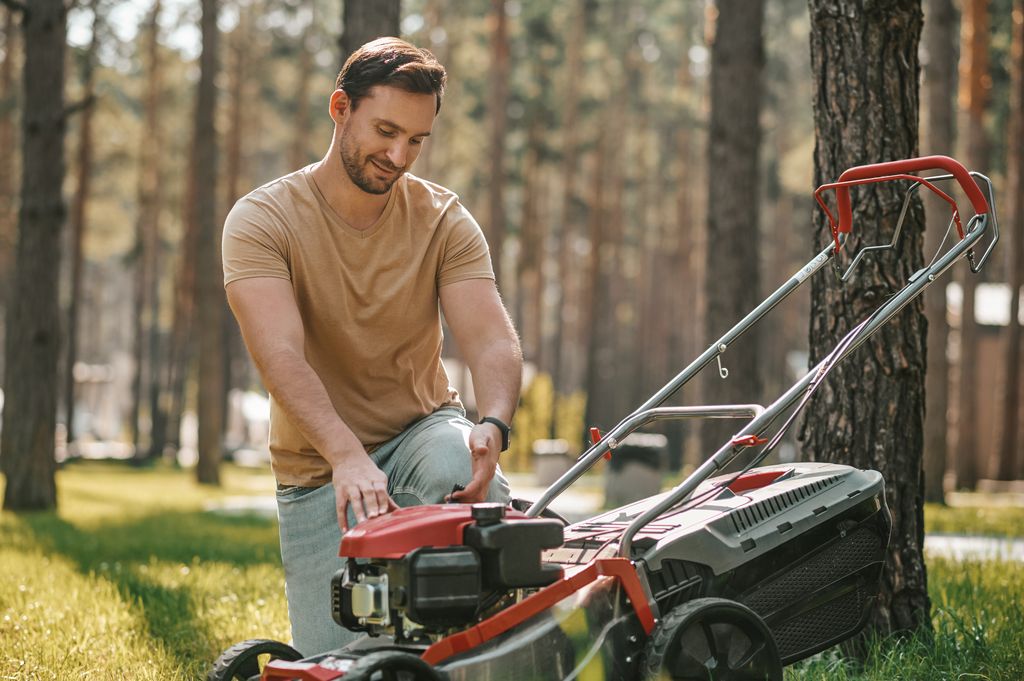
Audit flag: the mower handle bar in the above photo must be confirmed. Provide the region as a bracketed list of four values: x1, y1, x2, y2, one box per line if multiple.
[834, 155, 988, 235]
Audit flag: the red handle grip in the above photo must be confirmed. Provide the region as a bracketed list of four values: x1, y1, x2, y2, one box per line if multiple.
[834, 155, 988, 234]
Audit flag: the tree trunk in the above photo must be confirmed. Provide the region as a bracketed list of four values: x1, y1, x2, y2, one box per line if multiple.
[922, 0, 958, 502]
[194, 0, 222, 485]
[289, 0, 314, 171]
[65, 0, 100, 447]
[339, 0, 401, 70]
[1, 0, 65, 510]
[131, 0, 164, 461]
[486, 0, 509, 288]
[956, 0, 989, 490]
[516, 109, 546, 368]
[702, 0, 765, 456]
[582, 0, 628, 435]
[0, 7, 17, 321]
[996, 0, 1024, 481]
[550, 0, 585, 409]
[805, 0, 931, 639]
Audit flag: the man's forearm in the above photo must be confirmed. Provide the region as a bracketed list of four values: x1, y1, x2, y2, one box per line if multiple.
[255, 346, 364, 467]
[466, 336, 522, 423]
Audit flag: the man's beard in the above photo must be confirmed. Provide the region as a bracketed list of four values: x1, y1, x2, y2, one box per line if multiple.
[339, 128, 404, 195]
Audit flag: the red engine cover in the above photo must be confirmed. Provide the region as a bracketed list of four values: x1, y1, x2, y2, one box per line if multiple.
[340, 504, 530, 559]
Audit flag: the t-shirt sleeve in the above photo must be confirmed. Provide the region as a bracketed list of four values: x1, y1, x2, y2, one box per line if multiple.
[437, 201, 495, 287]
[222, 198, 291, 286]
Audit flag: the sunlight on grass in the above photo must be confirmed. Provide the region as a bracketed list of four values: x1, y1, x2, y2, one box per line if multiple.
[925, 503, 1024, 538]
[1, 462, 289, 680]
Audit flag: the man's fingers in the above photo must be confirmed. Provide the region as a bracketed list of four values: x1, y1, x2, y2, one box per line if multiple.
[336, 491, 350, 532]
[374, 486, 392, 515]
[348, 486, 367, 525]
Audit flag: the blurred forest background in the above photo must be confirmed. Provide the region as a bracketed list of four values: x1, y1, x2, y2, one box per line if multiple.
[0, 0, 1022, 505]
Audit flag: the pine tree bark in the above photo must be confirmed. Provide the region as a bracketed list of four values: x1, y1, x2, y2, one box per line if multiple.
[550, 0, 585, 406]
[289, 0, 314, 171]
[64, 0, 100, 447]
[1, 0, 65, 510]
[922, 0, 958, 501]
[0, 7, 17, 320]
[486, 0, 509, 288]
[339, 0, 400, 70]
[996, 0, 1024, 481]
[702, 0, 765, 454]
[194, 0, 222, 485]
[131, 0, 163, 460]
[956, 0, 989, 489]
[805, 0, 931, 638]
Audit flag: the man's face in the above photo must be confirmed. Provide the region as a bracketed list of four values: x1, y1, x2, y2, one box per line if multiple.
[337, 86, 436, 195]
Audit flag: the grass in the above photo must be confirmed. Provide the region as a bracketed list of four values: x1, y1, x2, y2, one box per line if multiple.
[924, 502, 1024, 538]
[0, 461, 288, 680]
[1, 461, 1022, 680]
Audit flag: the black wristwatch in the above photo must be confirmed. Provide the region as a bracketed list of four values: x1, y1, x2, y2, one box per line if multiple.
[478, 416, 511, 452]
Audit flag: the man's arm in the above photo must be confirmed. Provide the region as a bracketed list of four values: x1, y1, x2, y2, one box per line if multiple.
[439, 278, 523, 503]
[226, 277, 395, 530]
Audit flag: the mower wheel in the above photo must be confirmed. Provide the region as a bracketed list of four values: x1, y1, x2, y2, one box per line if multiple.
[643, 598, 782, 681]
[207, 638, 303, 681]
[341, 650, 446, 681]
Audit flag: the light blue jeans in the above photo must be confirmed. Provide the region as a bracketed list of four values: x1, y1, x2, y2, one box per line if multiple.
[275, 406, 511, 656]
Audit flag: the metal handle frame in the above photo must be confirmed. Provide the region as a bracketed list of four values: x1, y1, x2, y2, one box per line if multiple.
[525, 163, 995, 561]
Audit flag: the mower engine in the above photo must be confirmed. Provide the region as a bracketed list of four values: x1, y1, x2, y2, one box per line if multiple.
[332, 503, 564, 641]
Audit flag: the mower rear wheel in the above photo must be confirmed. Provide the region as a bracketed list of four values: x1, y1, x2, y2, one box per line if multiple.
[341, 650, 445, 681]
[643, 598, 782, 681]
[207, 638, 303, 681]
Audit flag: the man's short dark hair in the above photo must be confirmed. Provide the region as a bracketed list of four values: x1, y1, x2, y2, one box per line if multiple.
[336, 37, 447, 114]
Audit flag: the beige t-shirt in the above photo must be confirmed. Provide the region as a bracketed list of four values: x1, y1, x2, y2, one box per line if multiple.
[222, 167, 494, 486]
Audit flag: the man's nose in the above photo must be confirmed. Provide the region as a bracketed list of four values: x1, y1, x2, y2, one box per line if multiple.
[386, 141, 408, 169]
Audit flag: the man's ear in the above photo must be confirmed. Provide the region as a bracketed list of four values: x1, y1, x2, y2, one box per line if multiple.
[329, 89, 351, 124]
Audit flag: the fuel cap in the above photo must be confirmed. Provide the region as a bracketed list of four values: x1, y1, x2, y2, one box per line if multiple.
[471, 502, 506, 525]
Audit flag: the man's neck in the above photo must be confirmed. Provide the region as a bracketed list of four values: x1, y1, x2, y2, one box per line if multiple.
[310, 151, 391, 231]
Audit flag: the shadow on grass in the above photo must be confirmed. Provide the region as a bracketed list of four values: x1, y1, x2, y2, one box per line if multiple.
[9, 509, 281, 670]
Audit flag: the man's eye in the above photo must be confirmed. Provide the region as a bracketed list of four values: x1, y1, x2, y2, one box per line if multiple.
[378, 128, 395, 137]
[410, 138, 423, 146]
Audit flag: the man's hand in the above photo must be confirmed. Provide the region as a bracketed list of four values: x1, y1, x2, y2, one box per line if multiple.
[448, 422, 501, 503]
[332, 452, 398, 531]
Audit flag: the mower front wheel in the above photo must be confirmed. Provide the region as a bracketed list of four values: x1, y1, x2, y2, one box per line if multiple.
[207, 638, 303, 681]
[341, 650, 446, 681]
[643, 598, 782, 681]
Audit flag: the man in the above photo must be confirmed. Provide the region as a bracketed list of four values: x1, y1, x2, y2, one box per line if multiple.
[222, 37, 521, 656]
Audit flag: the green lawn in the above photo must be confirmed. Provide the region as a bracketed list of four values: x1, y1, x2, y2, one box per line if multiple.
[1, 461, 1022, 680]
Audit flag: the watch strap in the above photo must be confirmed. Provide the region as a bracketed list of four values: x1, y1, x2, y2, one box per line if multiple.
[478, 416, 511, 452]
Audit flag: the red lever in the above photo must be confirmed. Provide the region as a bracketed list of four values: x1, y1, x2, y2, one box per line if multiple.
[731, 434, 768, 448]
[590, 427, 612, 460]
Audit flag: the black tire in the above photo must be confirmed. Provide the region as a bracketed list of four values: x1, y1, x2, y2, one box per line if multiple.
[341, 650, 446, 681]
[643, 598, 782, 681]
[207, 638, 304, 681]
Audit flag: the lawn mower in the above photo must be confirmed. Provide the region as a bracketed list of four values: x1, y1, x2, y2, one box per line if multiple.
[208, 156, 997, 681]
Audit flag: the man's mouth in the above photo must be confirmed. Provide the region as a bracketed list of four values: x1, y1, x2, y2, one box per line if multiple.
[370, 159, 400, 176]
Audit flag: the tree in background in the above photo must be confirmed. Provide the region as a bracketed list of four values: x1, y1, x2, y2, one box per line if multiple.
[487, 0, 509, 287]
[64, 0, 101, 448]
[702, 0, 765, 454]
[0, 6, 17, 328]
[194, 0, 222, 485]
[130, 0, 164, 461]
[922, 0, 958, 503]
[956, 0, 990, 490]
[804, 0, 930, 640]
[997, 0, 1024, 481]
[0, 0, 66, 509]
[340, 0, 400, 69]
